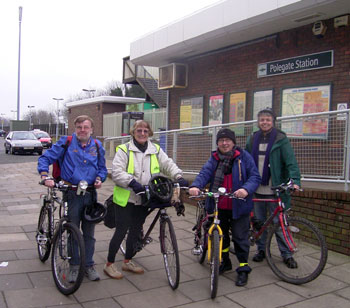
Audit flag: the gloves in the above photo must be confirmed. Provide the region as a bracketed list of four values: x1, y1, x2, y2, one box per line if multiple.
[129, 179, 145, 194]
[177, 177, 189, 188]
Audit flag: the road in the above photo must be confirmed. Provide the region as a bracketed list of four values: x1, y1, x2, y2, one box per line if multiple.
[0, 138, 45, 165]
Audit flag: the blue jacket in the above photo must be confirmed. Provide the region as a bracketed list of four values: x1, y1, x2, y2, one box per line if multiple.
[191, 147, 261, 219]
[37, 134, 107, 185]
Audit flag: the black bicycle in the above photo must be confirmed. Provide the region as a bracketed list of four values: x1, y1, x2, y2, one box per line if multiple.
[36, 178, 86, 295]
[119, 176, 186, 290]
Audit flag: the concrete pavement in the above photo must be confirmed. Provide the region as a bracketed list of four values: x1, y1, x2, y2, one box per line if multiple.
[0, 161, 349, 308]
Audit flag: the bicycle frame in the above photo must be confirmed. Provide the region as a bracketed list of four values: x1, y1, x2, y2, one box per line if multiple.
[252, 194, 297, 253]
[204, 192, 223, 263]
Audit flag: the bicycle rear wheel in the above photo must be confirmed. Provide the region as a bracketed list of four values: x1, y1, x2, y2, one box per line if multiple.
[266, 216, 327, 284]
[51, 222, 85, 295]
[194, 201, 207, 264]
[160, 217, 180, 289]
[36, 203, 52, 262]
[210, 229, 220, 299]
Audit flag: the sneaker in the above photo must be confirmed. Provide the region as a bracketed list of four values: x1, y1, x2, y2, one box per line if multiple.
[283, 257, 298, 268]
[252, 250, 265, 262]
[219, 256, 232, 274]
[68, 265, 80, 283]
[103, 263, 123, 279]
[122, 261, 144, 274]
[85, 266, 100, 281]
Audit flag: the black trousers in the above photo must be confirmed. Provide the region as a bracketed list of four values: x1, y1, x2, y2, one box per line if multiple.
[218, 209, 251, 272]
[107, 202, 148, 262]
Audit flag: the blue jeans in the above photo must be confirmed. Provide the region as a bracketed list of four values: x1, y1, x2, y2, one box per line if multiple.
[66, 190, 96, 267]
[254, 194, 292, 259]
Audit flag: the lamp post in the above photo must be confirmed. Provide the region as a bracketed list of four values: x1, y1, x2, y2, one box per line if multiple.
[27, 105, 35, 129]
[17, 6, 23, 120]
[11, 110, 17, 119]
[52, 98, 64, 141]
[0, 113, 5, 130]
[82, 88, 96, 98]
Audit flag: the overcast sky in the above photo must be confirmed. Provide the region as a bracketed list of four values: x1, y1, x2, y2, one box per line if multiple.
[0, 0, 219, 119]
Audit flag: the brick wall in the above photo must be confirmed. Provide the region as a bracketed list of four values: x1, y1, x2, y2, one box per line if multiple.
[168, 17, 350, 129]
[292, 189, 350, 255]
[68, 102, 125, 136]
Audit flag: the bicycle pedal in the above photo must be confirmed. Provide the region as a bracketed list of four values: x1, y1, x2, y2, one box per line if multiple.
[192, 247, 202, 255]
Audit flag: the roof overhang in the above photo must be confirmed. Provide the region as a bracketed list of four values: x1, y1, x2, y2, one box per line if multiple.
[130, 0, 350, 67]
[66, 96, 145, 108]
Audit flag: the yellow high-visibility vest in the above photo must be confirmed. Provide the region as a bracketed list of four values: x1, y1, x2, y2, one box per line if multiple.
[113, 143, 160, 206]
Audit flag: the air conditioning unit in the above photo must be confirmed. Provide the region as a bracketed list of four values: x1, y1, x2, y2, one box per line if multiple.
[158, 63, 188, 90]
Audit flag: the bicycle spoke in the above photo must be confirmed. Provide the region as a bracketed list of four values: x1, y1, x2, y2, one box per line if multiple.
[266, 216, 327, 284]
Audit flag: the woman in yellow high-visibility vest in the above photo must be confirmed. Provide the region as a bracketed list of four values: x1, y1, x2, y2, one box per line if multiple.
[104, 120, 188, 279]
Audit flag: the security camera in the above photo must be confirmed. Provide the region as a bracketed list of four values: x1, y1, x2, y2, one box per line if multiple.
[312, 21, 327, 38]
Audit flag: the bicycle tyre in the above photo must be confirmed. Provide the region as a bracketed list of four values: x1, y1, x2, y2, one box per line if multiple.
[160, 217, 180, 290]
[51, 222, 85, 295]
[36, 203, 52, 262]
[265, 216, 327, 285]
[194, 202, 207, 264]
[210, 229, 220, 299]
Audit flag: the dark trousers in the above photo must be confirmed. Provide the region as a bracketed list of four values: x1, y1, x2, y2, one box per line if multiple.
[218, 209, 251, 273]
[107, 203, 148, 262]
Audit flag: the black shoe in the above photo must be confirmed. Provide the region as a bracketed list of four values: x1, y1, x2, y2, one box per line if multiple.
[236, 271, 248, 286]
[219, 257, 232, 274]
[252, 250, 265, 262]
[284, 257, 298, 268]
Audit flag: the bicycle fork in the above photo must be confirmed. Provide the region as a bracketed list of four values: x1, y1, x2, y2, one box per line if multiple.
[207, 223, 223, 263]
[279, 213, 298, 253]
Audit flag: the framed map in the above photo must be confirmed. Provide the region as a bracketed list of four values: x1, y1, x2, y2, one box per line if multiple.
[281, 85, 331, 138]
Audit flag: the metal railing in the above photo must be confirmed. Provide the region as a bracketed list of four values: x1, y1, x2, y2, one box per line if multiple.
[103, 110, 350, 191]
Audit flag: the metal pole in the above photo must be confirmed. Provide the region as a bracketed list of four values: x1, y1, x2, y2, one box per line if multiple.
[52, 98, 63, 141]
[17, 6, 23, 120]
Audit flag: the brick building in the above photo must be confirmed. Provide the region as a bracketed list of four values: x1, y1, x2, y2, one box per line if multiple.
[128, 0, 350, 254]
[65, 96, 145, 136]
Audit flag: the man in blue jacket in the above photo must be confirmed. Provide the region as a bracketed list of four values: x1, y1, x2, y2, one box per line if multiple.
[38, 115, 107, 282]
[189, 128, 261, 287]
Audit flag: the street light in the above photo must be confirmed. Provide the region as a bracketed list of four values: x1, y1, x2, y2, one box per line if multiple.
[17, 6, 23, 120]
[0, 113, 5, 130]
[27, 105, 35, 129]
[82, 88, 96, 98]
[11, 110, 17, 119]
[52, 98, 64, 141]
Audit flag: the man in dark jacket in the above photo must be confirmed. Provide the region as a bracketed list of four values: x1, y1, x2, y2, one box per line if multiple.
[246, 108, 301, 268]
[189, 128, 261, 287]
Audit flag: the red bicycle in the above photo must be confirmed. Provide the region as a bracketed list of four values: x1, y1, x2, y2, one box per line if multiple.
[249, 180, 328, 284]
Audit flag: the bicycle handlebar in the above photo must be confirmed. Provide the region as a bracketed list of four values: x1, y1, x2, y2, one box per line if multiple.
[188, 188, 246, 201]
[271, 179, 303, 193]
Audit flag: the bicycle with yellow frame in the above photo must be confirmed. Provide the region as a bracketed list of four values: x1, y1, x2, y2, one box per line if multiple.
[191, 187, 241, 298]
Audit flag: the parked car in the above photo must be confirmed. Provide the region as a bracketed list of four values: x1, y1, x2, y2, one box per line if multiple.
[4, 131, 43, 155]
[0, 129, 6, 137]
[32, 130, 52, 148]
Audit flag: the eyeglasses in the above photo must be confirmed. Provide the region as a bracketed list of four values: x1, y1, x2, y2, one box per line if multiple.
[136, 129, 149, 134]
[218, 138, 233, 144]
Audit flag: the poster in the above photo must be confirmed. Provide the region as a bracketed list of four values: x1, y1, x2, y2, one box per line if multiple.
[253, 90, 273, 119]
[209, 95, 223, 126]
[180, 97, 203, 129]
[281, 85, 330, 138]
[229, 92, 246, 135]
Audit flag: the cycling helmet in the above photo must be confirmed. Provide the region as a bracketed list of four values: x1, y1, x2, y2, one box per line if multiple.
[84, 202, 107, 224]
[148, 175, 173, 203]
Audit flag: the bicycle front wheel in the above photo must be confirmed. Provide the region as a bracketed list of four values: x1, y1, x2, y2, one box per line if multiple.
[210, 229, 220, 299]
[195, 202, 207, 264]
[160, 217, 180, 290]
[51, 222, 85, 295]
[36, 204, 52, 262]
[266, 216, 328, 284]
